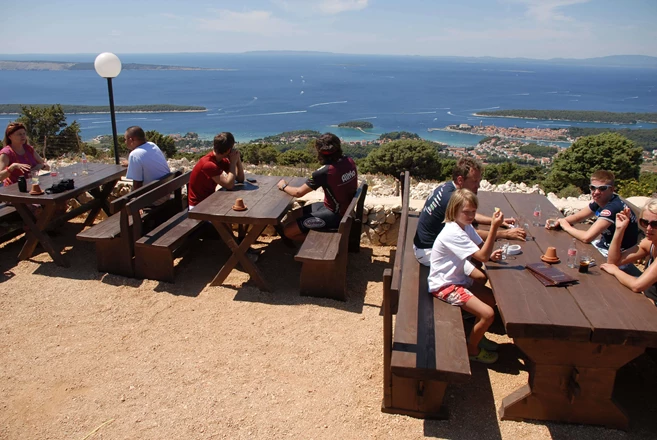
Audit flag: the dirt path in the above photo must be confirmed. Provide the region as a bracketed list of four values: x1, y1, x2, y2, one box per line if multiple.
[1, 226, 656, 439]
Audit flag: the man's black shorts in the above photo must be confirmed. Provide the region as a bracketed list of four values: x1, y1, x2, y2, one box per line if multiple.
[296, 202, 341, 233]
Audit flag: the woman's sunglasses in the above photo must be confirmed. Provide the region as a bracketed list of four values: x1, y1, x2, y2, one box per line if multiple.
[639, 218, 657, 229]
[589, 184, 611, 192]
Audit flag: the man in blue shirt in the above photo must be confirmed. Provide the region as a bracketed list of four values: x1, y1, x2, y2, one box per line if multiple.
[414, 157, 526, 266]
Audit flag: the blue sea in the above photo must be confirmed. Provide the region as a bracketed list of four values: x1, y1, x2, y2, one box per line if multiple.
[1, 53, 656, 146]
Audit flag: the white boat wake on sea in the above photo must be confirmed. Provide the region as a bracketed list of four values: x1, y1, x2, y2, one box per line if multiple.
[308, 101, 348, 108]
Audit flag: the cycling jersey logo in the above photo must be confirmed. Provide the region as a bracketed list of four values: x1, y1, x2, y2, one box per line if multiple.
[341, 170, 356, 183]
[600, 209, 612, 217]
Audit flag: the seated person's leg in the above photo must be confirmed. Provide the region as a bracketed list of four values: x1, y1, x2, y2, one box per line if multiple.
[286, 202, 341, 242]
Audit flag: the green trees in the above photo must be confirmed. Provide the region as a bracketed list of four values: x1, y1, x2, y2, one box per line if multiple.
[483, 162, 546, 185]
[239, 143, 280, 165]
[16, 104, 77, 157]
[361, 140, 447, 180]
[542, 133, 643, 193]
[278, 150, 316, 166]
[379, 131, 421, 141]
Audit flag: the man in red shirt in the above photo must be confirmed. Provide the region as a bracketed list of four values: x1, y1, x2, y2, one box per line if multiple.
[188, 132, 244, 210]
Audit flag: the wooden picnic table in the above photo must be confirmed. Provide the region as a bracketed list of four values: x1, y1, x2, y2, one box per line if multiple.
[188, 175, 305, 291]
[478, 191, 657, 429]
[0, 163, 126, 267]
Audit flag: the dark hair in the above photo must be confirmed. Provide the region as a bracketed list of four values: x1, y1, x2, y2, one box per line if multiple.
[213, 132, 235, 154]
[125, 126, 146, 142]
[4, 122, 27, 146]
[315, 132, 343, 164]
[452, 157, 483, 181]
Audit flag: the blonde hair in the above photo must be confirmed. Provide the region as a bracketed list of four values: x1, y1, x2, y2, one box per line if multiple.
[444, 189, 478, 222]
[641, 198, 657, 217]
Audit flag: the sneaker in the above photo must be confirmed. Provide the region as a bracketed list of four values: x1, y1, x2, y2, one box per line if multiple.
[469, 348, 499, 364]
[478, 335, 499, 352]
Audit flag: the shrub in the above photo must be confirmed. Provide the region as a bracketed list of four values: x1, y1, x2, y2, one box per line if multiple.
[557, 184, 582, 198]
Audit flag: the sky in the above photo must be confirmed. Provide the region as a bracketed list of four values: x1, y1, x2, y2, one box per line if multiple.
[3, 0, 657, 59]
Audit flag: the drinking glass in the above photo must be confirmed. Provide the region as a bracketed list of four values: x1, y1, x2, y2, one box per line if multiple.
[497, 240, 509, 260]
[50, 164, 58, 178]
[533, 204, 542, 227]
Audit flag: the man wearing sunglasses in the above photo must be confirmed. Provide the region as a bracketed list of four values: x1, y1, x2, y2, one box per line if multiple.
[555, 170, 639, 257]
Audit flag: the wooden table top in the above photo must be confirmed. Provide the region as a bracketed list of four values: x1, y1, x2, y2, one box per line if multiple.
[188, 175, 307, 225]
[479, 191, 657, 347]
[0, 163, 126, 205]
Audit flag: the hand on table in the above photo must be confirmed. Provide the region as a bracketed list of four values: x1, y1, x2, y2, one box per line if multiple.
[501, 226, 526, 241]
[503, 217, 516, 228]
[600, 263, 620, 275]
[120, 159, 129, 167]
[277, 179, 287, 190]
[557, 218, 571, 229]
[10, 163, 31, 173]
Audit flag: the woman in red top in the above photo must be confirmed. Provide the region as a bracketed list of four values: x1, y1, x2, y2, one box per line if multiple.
[1, 122, 50, 186]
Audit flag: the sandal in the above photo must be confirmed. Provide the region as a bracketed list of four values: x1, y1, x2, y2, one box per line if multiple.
[478, 335, 499, 352]
[469, 348, 499, 364]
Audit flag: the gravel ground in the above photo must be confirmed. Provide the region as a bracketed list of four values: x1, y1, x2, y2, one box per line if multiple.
[1, 224, 657, 440]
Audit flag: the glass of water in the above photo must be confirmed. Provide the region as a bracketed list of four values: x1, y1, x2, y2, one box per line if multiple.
[533, 204, 542, 226]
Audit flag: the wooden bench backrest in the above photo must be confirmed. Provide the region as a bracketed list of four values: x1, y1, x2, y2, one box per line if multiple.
[331, 182, 366, 258]
[390, 171, 410, 303]
[123, 171, 191, 244]
[109, 170, 181, 215]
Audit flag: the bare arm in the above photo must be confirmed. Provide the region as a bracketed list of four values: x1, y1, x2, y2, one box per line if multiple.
[31, 150, 50, 171]
[563, 206, 594, 225]
[472, 210, 504, 262]
[277, 179, 313, 198]
[559, 216, 611, 243]
[212, 149, 243, 190]
[0, 153, 31, 181]
[601, 258, 657, 293]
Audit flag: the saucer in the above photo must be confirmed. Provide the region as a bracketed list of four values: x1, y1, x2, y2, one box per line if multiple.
[232, 205, 247, 211]
[540, 255, 560, 264]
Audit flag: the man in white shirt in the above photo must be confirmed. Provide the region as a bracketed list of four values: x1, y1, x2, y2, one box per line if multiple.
[124, 126, 171, 191]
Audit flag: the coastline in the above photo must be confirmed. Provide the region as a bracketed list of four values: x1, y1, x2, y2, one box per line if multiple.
[0, 109, 208, 115]
[472, 113, 655, 125]
[427, 127, 570, 146]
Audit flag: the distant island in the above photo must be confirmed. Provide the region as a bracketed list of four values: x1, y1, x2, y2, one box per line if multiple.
[0, 61, 235, 71]
[338, 120, 374, 129]
[0, 104, 207, 114]
[474, 109, 657, 124]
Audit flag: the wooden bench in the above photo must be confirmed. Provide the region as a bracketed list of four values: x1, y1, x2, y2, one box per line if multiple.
[294, 182, 368, 301]
[381, 171, 471, 419]
[131, 172, 205, 282]
[0, 203, 22, 243]
[76, 171, 182, 277]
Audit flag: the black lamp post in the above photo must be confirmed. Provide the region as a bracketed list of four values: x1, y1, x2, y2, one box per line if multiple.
[94, 52, 122, 165]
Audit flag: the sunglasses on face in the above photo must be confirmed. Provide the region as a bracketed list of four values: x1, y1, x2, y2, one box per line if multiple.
[589, 184, 611, 192]
[639, 218, 657, 229]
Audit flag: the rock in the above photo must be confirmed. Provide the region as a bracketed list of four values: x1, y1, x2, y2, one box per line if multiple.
[385, 213, 396, 224]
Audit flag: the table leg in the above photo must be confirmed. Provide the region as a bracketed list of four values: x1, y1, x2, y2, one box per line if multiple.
[500, 338, 645, 429]
[14, 203, 69, 267]
[211, 222, 270, 291]
[84, 180, 119, 226]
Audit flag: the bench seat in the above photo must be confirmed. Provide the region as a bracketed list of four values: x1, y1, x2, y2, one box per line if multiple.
[76, 171, 183, 277]
[382, 171, 471, 419]
[134, 209, 204, 282]
[294, 182, 367, 301]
